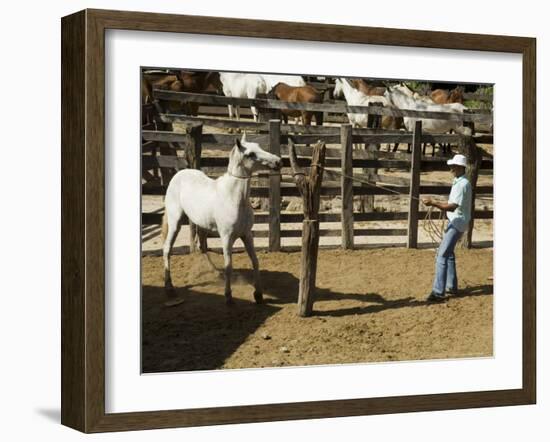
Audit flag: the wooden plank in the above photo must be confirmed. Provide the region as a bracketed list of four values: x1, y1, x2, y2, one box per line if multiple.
[362, 143, 378, 213]
[142, 140, 158, 154]
[160, 113, 267, 130]
[341, 124, 354, 249]
[407, 121, 422, 248]
[268, 120, 281, 251]
[141, 210, 494, 226]
[153, 90, 493, 123]
[178, 154, 493, 172]
[142, 129, 190, 143]
[141, 183, 493, 197]
[459, 137, 483, 249]
[187, 124, 203, 253]
[142, 155, 188, 170]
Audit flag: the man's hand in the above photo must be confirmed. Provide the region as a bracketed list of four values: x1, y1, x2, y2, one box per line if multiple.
[423, 199, 459, 212]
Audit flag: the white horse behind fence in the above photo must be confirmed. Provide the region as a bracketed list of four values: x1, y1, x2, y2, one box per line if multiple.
[334, 78, 391, 128]
[161, 134, 282, 305]
[384, 84, 471, 135]
[219, 73, 267, 121]
[220, 73, 306, 121]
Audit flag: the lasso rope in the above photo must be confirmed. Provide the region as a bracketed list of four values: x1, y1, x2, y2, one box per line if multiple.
[310, 164, 446, 246]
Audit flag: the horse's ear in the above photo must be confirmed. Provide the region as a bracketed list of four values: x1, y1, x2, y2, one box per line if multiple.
[235, 137, 245, 152]
[241, 132, 247, 143]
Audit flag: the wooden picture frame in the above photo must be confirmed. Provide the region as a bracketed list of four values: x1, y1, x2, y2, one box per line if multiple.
[61, 8, 536, 433]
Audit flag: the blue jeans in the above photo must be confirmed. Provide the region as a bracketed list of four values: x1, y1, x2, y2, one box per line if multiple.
[432, 223, 463, 295]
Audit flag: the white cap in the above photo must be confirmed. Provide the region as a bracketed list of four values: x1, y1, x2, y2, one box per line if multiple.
[447, 154, 468, 167]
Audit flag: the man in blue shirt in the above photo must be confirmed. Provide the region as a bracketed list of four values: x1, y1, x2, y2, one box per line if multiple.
[423, 154, 472, 302]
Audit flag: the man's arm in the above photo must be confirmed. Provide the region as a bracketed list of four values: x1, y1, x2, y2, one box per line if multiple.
[422, 199, 458, 212]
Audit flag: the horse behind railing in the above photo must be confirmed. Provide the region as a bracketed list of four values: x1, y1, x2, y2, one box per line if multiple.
[268, 82, 323, 125]
[431, 86, 465, 104]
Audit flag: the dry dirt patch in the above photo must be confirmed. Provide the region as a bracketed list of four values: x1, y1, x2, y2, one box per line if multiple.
[142, 247, 493, 373]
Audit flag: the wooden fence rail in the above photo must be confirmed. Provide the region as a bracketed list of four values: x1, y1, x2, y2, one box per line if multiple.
[142, 117, 493, 250]
[152, 90, 493, 124]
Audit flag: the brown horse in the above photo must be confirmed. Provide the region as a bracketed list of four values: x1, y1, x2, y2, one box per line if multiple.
[431, 86, 464, 104]
[268, 82, 323, 125]
[141, 71, 223, 114]
[350, 79, 387, 97]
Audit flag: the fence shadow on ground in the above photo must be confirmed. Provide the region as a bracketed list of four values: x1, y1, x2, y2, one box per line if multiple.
[142, 269, 493, 372]
[315, 283, 493, 318]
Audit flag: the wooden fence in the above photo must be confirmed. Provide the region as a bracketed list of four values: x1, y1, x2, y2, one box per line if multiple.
[141, 89, 493, 250]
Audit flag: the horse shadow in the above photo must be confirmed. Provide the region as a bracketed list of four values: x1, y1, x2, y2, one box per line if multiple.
[141, 281, 281, 373]
[141, 269, 493, 372]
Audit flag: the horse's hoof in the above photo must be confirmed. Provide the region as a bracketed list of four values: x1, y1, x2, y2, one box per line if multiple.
[165, 286, 177, 298]
[254, 291, 264, 304]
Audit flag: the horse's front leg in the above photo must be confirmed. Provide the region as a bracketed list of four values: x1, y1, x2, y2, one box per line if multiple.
[241, 232, 263, 304]
[221, 234, 235, 305]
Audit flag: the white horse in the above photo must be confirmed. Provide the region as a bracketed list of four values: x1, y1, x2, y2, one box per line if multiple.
[334, 78, 391, 128]
[219, 73, 267, 121]
[220, 73, 306, 121]
[384, 84, 471, 134]
[161, 134, 282, 305]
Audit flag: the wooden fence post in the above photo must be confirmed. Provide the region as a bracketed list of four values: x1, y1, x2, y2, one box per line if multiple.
[340, 124, 354, 249]
[151, 97, 177, 188]
[288, 139, 326, 317]
[407, 121, 422, 248]
[459, 135, 481, 249]
[362, 103, 382, 213]
[269, 119, 281, 252]
[187, 123, 203, 253]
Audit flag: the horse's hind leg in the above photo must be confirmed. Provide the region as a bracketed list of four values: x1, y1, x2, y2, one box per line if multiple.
[241, 232, 263, 304]
[221, 234, 235, 305]
[198, 229, 222, 277]
[162, 206, 182, 296]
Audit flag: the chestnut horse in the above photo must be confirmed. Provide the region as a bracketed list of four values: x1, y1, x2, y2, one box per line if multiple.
[268, 82, 323, 125]
[141, 71, 222, 114]
[350, 79, 387, 97]
[430, 86, 464, 104]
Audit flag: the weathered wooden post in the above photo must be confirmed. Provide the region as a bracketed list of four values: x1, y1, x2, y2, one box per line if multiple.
[361, 102, 383, 213]
[268, 119, 281, 252]
[458, 135, 481, 249]
[340, 124, 354, 249]
[187, 123, 203, 253]
[288, 138, 327, 317]
[407, 121, 422, 248]
[151, 96, 177, 188]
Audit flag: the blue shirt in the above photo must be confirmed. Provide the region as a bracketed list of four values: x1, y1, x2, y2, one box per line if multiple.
[446, 175, 472, 232]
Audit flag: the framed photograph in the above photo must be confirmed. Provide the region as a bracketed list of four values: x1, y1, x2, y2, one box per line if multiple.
[61, 9, 536, 433]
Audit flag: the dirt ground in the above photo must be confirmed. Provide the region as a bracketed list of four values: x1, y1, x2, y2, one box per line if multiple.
[141, 247, 493, 373]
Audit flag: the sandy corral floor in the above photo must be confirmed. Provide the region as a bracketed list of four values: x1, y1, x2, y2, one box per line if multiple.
[142, 247, 493, 373]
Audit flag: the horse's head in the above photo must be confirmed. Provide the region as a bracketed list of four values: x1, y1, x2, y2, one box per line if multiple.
[230, 134, 282, 176]
[449, 86, 464, 104]
[333, 79, 344, 98]
[266, 83, 282, 100]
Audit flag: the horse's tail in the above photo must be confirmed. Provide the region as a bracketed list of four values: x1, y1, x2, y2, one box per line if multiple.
[161, 210, 168, 245]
